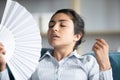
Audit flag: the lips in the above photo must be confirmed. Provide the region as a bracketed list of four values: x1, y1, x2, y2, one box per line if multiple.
[51, 34, 60, 39]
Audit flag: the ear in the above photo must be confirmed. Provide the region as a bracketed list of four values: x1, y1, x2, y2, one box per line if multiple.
[74, 33, 82, 42]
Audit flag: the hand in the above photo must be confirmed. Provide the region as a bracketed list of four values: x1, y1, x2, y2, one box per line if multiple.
[0, 42, 6, 71]
[92, 38, 111, 71]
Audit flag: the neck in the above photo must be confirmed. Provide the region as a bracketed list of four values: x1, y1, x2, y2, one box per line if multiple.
[53, 47, 74, 61]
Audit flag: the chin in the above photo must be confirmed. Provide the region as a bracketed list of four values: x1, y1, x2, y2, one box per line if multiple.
[49, 43, 60, 48]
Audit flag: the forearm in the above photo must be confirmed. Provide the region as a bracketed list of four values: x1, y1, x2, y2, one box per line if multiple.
[0, 69, 10, 80]
[98, 57, 111, 71]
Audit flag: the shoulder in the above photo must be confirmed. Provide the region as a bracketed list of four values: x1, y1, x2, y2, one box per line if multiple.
[78, 54, 98, 66]
[79, 54, 95, 62]
[78, 54, 99, 72]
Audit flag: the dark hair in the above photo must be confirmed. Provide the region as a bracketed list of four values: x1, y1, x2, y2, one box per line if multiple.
[51, 9, 85, 50]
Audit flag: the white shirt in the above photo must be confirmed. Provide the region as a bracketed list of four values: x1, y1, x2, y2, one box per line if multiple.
[0, 50, 113, 80]
[0, 69, 10, 80]
[29, 50, 113, 80]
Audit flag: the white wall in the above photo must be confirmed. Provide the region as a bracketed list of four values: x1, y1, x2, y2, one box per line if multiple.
[80, 0, 120, 32]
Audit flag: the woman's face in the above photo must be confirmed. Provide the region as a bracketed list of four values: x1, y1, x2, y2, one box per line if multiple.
[47, 13, 80, 49]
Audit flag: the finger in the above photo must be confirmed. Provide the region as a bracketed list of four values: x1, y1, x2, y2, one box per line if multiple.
[0, 50, 6, 55]
[96, 38, 109, 49]
[0, 53, 6, 68]
[0, 47, 6, 55]
[92, 42, 98, 51]
[0, 53, 4, 58]
[0, 43, 4, 47]
[92, 39, 105, 52]
[92, 43, 102, 53]
[96, 38, 108, 46]
[94, 43, 101, 49]
[95, 41, 105, 49]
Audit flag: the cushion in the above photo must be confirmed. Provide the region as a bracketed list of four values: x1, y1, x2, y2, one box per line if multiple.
[109, 52, 120, 80]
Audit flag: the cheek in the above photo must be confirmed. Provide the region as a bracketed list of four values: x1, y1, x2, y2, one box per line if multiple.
[65, 28, 75, 40]
[64, 28, 74, 36]
[62, 30, 74, 41]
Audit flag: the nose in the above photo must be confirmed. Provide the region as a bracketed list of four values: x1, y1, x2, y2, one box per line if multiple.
[52, 23, 59, 31]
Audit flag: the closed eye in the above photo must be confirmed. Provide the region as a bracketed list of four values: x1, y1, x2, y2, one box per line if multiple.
[49, 21, 55, 28]
[60, 24, 67, 27]
[49, 25, 54, 28]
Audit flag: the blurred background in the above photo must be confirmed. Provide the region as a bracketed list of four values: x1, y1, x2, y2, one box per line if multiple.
[0, 0, 120, 54]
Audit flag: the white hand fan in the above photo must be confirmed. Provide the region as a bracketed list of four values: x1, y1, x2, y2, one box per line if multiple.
[0, 0, 41, 80]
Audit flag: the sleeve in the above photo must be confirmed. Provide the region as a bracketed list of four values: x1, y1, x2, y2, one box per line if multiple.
[0, 69, 10, 80]
[99, 69, 113, 80]
[86, 55, 113, 80]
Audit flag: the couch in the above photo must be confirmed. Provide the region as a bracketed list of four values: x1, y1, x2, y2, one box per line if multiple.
[7, 48, 120, 80]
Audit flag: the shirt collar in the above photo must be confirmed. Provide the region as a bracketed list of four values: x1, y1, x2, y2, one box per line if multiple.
[40, 49, 82, 60]
[68, 50, 82, 59]
[39, 50, 53, 61]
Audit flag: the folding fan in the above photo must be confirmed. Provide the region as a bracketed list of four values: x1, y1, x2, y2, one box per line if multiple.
[0, 0, 41, 80]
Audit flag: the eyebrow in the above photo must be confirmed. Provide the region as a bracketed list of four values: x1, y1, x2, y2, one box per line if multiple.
[49, 19, 69, 23]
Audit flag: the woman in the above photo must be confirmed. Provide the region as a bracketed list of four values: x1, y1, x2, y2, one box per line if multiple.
[0, 9, 113, 80]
